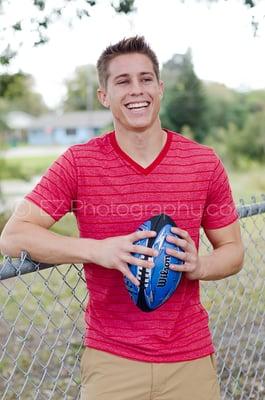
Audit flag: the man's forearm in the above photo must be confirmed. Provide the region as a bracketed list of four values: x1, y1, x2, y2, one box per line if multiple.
[199, 242, 244, 281]
[0, 222, 97, 265]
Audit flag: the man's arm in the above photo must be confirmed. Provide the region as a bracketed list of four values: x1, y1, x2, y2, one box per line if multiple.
[0, 199, 157, 286]
[0, 199, 97, 265]
[166, 220, 244, 281]
[199, 220, 244, 280]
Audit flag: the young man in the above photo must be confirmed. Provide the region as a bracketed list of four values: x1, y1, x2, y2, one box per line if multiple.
[0, 36, 244, 400]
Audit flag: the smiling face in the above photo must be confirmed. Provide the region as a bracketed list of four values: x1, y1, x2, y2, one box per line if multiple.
[97, 53, 164, 132]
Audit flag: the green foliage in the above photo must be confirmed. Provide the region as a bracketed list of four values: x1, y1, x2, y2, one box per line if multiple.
[1, 155, 57, 181]
[160, 50, 265, 168]
[204, 83, 248, 130]
[0, 0, 260, 65]
[0, 72, 48, 116]
[202, 84, 265, 166]
[0, 0, 136, 64]
[243, 89, 265, 113]
[0, 45, 17, 66]
[63, 65, 104, 111]
[239, 111, 265, 162]
[160, 50, 208, 142]
[112, 0, 136, 14]
[204, 124, 243, 168]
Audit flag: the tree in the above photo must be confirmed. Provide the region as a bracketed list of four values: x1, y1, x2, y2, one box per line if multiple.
[160, 50, 208, 142]
[204, 82, 249, 131]
[239, 111, 265, 162]
[203, 87, 265, 167]
[243, 89, 265, 113]
[0, 0, 136, 64]
[63, 65, 103, 111]
[204, 123, 243, 168]
[0, 72, 48, 115]
[0, 0, 260, 65]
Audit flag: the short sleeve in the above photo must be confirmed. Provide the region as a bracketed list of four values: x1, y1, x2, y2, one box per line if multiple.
[25, 148, 77, 221]
[201, 153, 238, 230]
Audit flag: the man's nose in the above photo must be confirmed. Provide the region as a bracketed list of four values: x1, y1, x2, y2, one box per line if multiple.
[129, 79, 143, 95]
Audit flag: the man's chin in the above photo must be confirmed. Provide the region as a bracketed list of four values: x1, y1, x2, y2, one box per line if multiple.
[126, 118, 153, 131]
[115, 115, 157, 132]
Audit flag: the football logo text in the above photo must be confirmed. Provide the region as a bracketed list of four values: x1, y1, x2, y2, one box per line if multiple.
[157, 255, 170, 287]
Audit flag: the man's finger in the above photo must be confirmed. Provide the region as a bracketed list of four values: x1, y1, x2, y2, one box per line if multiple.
[130, 244, 158, 257]
[166, 247, 187, 261]
[123, 254, 154, 269]
[166, 234, 187, 250]
[119, 264, 140, 287]
[129, 230, 157, 242]
[170, 227, 194, 245]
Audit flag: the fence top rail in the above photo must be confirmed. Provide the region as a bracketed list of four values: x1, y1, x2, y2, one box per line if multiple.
[237, 197, 265, 218]
[0, 251, 55, 281]
[1, 198, 265, 281]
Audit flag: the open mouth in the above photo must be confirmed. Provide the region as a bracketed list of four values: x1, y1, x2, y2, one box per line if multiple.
[124, 101, 150, 111]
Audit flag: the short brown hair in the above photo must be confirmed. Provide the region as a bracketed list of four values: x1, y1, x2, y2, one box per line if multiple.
[96, 36, 160, 88]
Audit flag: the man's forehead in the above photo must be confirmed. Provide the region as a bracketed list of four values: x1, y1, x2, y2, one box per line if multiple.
[108, 54, 155, 78]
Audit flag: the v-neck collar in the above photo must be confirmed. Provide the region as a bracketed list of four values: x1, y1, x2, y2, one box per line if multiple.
[109, 129, 173, 175]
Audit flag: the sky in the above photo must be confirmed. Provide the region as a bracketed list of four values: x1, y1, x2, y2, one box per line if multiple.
[1, 0, 265, 108]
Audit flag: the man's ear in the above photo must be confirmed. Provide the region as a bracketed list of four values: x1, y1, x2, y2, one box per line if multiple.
[97, 88, 110, 108]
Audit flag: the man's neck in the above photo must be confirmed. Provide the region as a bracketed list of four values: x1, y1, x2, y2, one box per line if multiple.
[114, 123, 167, 168]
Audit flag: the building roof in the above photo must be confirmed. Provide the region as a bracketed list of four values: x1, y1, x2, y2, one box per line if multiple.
[28, 110, 113, 130]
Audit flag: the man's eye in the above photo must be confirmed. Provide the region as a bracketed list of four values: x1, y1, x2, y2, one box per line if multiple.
[143, 78, 152, 82]
[117, 80, 128, 85]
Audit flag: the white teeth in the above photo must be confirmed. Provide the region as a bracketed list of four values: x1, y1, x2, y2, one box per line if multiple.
[126, 102, 149, 109]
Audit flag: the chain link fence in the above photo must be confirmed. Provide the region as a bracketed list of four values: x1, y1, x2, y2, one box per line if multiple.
[0, 196, 265, 400]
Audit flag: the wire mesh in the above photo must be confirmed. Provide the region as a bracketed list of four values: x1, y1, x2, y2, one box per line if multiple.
[0, 196, 265, 399]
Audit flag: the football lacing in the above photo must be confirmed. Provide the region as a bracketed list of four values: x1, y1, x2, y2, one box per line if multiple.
[144, 269, 151, 287]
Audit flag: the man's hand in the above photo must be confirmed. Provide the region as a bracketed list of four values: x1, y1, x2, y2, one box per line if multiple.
[165, 227, 203, 280]
[165, 221, 244, 281]
[91, 230, 158, 286]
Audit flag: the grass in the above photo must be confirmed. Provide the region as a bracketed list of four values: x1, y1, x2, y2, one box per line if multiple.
[228, 165, 265, 203]
[1, 156, 57, 181]
[51, 213, 79, 237]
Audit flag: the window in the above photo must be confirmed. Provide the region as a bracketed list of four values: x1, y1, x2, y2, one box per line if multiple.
[66, 128, 76, 136]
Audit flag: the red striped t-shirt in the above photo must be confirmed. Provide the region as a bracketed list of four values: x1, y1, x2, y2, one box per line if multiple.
[25, 129, 238, 362]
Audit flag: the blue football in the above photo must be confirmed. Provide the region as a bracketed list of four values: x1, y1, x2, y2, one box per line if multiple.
[124, 214, 184, 312]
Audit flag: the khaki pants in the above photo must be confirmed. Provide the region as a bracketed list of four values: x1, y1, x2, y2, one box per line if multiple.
[80, 347, 221, 400]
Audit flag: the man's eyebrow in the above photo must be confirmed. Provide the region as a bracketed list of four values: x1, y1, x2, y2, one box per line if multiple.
[140, 72, 155, 76]
[113, 71, 155, 81]
[113, 73, 130, 81]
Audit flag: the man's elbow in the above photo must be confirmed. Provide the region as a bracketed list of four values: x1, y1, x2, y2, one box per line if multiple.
[0, 233, 10, 256]
[0, 232, 14, 257]
[0, 227, 21, 258]
[233, 242, 245, 274]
